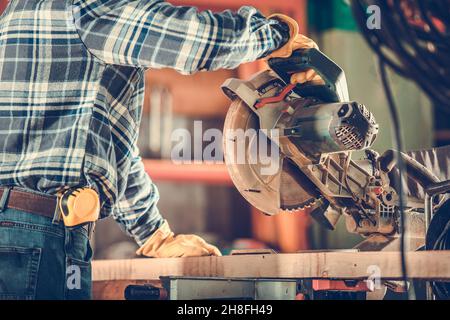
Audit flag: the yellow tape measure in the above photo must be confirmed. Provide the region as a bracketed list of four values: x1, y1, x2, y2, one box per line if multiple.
[59, 187, 100, 227]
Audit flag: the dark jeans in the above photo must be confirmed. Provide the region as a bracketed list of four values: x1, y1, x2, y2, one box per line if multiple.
[0, 208, 92, 299]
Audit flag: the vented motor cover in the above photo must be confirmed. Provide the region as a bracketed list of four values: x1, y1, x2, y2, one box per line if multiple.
[278, 99, 379, 161]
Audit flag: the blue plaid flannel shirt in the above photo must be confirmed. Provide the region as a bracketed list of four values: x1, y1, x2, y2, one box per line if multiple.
[0, 0, 288, 245]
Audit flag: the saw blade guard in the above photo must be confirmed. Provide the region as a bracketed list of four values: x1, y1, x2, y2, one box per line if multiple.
[223, 96, 323, 215]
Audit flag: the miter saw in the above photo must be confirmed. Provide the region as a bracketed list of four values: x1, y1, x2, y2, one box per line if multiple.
[221, 48, 443, 245]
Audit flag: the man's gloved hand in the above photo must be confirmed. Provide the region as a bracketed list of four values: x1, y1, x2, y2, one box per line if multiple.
[136, 221, 222, 258]
[268, 14, 324, 85]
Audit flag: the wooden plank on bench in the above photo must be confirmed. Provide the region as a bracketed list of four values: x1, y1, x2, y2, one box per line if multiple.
[92, 251, 450, 282]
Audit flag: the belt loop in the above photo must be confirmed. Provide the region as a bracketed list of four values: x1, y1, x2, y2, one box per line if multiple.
[64, 225, 72, 256]
[87, 222, 96, 240]
[52, 197, 62, 225]
[0, 187, 12, 213]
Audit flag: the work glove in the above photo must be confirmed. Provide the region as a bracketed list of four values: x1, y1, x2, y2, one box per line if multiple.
[136, 220, 222, 258]
[267, 14, 324, 85]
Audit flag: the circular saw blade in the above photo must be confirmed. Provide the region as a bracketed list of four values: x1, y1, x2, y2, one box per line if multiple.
[223, 98, 321, 215]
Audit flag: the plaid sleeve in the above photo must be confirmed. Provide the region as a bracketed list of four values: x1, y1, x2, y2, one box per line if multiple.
[112, 154, 164, 246]
[72, 0, 288, 73]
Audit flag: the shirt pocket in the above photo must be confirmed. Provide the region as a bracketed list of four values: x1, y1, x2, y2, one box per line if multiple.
[0, 246, 42, 300]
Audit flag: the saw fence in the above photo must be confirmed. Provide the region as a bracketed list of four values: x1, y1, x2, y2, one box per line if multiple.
[92, 251, 450, 300]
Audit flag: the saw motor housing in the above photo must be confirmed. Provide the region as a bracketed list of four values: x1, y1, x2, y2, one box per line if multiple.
[222, 49, 401, 237]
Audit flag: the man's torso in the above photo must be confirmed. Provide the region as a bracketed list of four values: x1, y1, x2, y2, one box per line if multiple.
[0, 0, 144, 215]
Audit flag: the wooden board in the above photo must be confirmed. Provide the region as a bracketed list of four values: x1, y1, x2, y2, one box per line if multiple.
[92, 251, 450, 282]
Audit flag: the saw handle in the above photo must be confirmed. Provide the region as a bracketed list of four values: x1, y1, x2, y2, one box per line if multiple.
[268, 48, 349, 103]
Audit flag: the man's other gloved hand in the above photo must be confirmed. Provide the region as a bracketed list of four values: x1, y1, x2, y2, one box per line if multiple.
[136, 221, 222, 258]
[267, 14, 324, 85]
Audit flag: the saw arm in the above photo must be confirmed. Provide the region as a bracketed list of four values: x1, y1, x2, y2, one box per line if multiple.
[222, 48, 440, 239]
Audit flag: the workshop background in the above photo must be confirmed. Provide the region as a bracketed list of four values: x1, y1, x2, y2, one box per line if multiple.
[0, 0, 445, 259]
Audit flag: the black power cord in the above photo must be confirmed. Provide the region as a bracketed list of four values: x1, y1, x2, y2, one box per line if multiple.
[378, 59, 411, 298]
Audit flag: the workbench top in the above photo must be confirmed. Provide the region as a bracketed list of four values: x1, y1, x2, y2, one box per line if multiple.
[92, 251, 450, 282]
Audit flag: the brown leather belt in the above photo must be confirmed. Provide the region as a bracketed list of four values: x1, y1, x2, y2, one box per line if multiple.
[0, 187, 57, 219]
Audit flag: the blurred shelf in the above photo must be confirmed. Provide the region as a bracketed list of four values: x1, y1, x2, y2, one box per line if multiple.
[144, 68, 233, 118]
[0, 0, 7, 13]
[435, 130, 450, 142]
[143, 159, 232, 185]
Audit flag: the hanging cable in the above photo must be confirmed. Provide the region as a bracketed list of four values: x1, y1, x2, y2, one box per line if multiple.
[378, 59, 411, 298]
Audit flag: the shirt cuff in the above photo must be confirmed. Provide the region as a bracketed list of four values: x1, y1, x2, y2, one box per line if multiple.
[262, 20, 291, 58]
[132, 212, 165, 247]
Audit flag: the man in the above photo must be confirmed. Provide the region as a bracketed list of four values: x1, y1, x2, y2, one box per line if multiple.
[0, 0, 318, 299]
